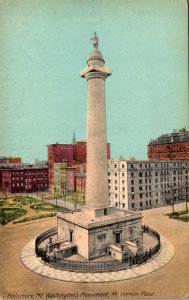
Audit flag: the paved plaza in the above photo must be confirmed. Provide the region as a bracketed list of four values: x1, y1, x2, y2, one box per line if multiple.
[0, 202, 189, 299]
[20, 235, 174, 282]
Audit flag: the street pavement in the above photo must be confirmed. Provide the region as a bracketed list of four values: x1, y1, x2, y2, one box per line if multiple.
[0, 202, 189, 299]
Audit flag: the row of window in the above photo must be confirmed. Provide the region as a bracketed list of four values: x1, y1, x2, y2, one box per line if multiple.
[114, 199, 159, 209]
[13, 183, 47, 187]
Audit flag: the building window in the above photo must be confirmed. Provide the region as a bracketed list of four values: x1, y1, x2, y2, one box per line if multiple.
[140, 194, 143, 199]
[139, 179, 143, 184]
[114, 164, 117, 168]
[115, 180, 117, 184]
[114, 173, 117, 177]
[131, 180, 134, 185]
[139, 186, 143, 191]
[139, 172, 143, 177]
[122, 180, 125, 184]
[122, 187, 125, 192]
[131, 172, 134, 177]
[131, 164, 134, 168]
[122, 164, 124, 168]
[122, 195, 125, 199]
[146, 201, 148, 206]
[131, 187, 134, 192]
[132, 195, 134, 199]
[123, 203, 125, 208]
[115, 202, 118, 206]
[115, 194, 117, 198]
[140, 202, 143, 207]
[132, 203, 134, 208]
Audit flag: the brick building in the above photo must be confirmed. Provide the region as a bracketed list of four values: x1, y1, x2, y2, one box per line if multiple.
[48, 141, 110, 192]
[66, 167, 75, 195]
[48, 143, 74, 192]
[0, 163, 48, 193]
[148, 131, 189, 160]
[73, 141, 87, 163]
[0, 156, 21, 164]
[75, 164, 86, 194]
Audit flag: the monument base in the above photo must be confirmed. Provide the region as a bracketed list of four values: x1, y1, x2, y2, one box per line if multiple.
[57, 208, 143, 260]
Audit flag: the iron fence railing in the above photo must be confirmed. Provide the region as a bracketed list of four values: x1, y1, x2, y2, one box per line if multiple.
[35, 225, 161, 272]
[35, 227, 57, 256]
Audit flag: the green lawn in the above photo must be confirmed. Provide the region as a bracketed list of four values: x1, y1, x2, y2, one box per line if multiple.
[0, 208, 27, 224]
[13, 196, 40, 205]
[30, 203, 64, 212]
[167, 210, 189, 222]
[0, 199, 8, 207]
[13, 213, 56, 224]
[0, 196, 70, 225]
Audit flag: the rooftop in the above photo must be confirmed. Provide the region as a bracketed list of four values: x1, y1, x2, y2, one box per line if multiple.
[58, 209, 142, 230]
[149, 131, 189, 145]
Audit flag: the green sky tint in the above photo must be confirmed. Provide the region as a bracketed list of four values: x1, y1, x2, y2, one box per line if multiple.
[0, 0, 188, 161]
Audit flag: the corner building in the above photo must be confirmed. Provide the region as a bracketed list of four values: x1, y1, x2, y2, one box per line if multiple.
[108, 159, 189, 210]
[148, 131, 189, 160]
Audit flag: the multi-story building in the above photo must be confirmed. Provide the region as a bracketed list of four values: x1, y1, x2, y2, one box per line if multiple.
[75, 164, 86, 194]
[0, 156, 21, 164]
[66, 167, 75, 195]
[48, 141, 110, 192]
[48, 143, 74, 192]
[108, 159, 189, 210]
[1, 162, 48, 193]
[148, 130, 189, 160]
[53, 162, 68, 196]
[73, 140, 87, 163]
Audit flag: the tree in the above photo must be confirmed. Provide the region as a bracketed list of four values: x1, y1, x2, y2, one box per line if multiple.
[53, 186, 59, 206]
[73, 193, 78, 210]
[179, 127, 186, 133]
[163, 185, 175, 214]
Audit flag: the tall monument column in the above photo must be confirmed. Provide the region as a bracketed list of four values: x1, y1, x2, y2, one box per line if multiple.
[57, 33, 143, 261]
[80, 33, 112, 210]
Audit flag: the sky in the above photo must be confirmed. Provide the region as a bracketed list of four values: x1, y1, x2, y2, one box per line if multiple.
[0, 0, 188, 162]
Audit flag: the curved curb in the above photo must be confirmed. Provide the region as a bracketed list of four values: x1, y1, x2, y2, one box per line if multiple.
[20, 236, 175, 283]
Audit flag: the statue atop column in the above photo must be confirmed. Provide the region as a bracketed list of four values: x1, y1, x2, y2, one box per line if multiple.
[91, 32, 98, 48]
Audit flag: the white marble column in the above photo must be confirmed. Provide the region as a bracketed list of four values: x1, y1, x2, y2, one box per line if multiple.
[80, 46, 112, 211]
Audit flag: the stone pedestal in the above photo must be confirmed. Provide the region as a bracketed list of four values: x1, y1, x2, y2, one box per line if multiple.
[58, 210, 143, 260]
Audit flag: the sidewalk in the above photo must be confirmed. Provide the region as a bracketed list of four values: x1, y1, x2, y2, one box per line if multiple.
[20, 235, 175, 283]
